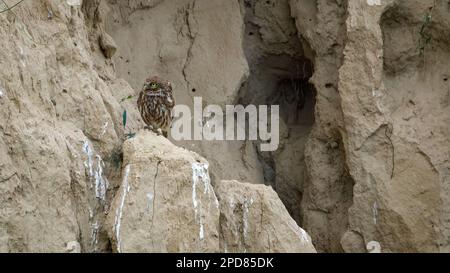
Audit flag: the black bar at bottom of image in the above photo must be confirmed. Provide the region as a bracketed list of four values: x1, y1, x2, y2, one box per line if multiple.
[0, 253, 445, 272]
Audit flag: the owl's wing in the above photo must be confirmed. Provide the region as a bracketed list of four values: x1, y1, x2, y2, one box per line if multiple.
[166, 91, 175, 108]
[166, 81, 173, 92]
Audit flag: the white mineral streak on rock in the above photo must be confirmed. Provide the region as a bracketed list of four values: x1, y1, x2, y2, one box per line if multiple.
[18, 46, 26, 67]
[372, 89, 382, 98]
[228, 196, 236, 209]
[287, 216, 311, 243]
[192, 162, 210, 194]
[372, 201, 378, 225]
[192, 162, 211, 241]
[83, 140, 109, 200]
[91, 221, 100, 249]
[66, 0, 82, 6]
[298, 226, 310, 243]
[242, 197, 254, 239]
[367, 0, 381, 6]
[146, 192, 154, 213]
[94, 155, 109, 201]
[199, 224, 205, 240]
[114, 165, 131, 253]
[88, 207, 93, 220]
[192, 162, 210, 209]
[83, 140, 94, 179]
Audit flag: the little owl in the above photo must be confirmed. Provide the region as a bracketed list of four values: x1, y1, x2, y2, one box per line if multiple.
[137, 76, 175, 137]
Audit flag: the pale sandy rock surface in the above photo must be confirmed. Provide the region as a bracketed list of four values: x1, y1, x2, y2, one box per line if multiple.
[106, 131, 314, 253]
[217, 180, 316, 253]
[0, 0, 140, 253]
[0, 0, 449, 253]
[338, 0, 450, 253]
[106, 130, 220, 253]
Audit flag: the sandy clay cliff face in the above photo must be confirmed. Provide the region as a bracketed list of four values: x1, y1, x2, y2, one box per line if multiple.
[0, 0, 449, 253]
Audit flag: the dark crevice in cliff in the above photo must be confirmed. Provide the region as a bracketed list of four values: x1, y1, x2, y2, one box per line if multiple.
[236, 0, 316, 227]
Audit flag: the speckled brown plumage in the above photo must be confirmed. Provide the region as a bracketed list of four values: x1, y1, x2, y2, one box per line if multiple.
[137, 76, 175, 137]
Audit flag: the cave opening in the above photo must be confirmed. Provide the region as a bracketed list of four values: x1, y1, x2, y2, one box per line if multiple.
[237, 0, 317, 226]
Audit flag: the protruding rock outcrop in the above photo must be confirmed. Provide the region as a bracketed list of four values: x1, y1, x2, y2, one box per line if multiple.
[106, 131, 220, 253]
[217, 180, 316, 253]
[106, 131, 315, 253]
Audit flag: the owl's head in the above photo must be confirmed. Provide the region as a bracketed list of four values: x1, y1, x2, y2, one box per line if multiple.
[144, 76, 162, 91]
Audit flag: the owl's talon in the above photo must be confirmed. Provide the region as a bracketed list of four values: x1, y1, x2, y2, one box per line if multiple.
[144, 126, 165, 137]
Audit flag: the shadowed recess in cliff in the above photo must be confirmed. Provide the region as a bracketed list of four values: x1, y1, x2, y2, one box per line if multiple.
[236, 0, 316, 227]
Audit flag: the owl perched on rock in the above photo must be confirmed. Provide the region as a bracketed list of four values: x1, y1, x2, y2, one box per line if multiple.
[137, 76, 175, 137]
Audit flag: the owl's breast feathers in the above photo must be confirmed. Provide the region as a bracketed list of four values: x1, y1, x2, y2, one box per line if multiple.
[137, 81, 175, 132]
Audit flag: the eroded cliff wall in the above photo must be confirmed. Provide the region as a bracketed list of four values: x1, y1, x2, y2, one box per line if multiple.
[0, 0, 449, 253]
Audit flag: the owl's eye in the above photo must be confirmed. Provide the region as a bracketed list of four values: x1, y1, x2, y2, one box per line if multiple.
[150, 82, 159, 89]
